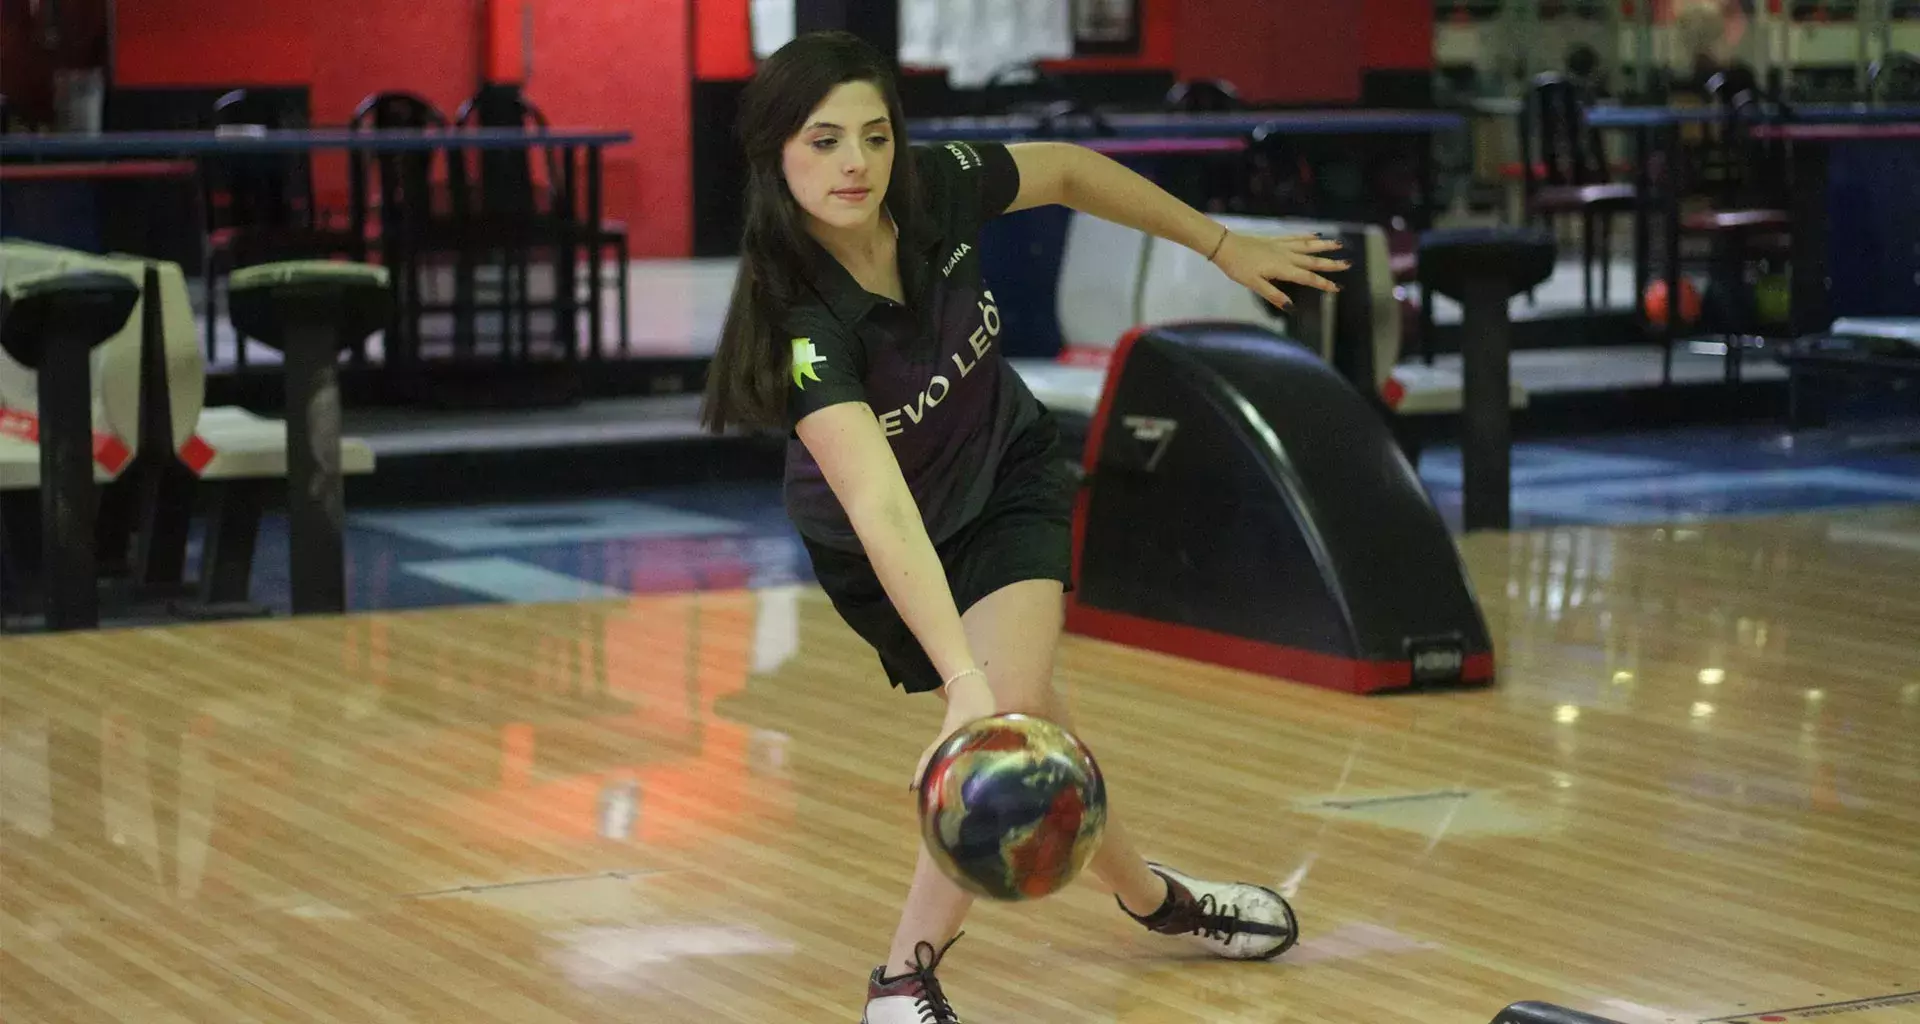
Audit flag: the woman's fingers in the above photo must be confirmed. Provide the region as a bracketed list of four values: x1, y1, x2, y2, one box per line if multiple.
[1253, 278, 1293, 310]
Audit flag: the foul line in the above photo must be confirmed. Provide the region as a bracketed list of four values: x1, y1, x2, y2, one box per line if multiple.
[1700, 990, 1919, 1023]
[1313, 790, 1475, 810]
[402, 869, 667, 899]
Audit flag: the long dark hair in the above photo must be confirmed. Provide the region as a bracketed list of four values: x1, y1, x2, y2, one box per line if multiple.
[699, 31, 919, 434]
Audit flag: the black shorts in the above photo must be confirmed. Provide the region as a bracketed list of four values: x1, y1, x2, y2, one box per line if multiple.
[802, 416, 1076, 694]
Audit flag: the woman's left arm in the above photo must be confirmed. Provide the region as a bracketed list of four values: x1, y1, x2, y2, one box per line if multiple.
[1004, 141, 1348, 310]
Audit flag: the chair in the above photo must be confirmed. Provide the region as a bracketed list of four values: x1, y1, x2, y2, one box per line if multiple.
[226, 261, 392, 615]
[1678, 84, 1795, 382]
[1516, 73, 1637, 313]
[350, 91, 457, 362]
[0, 241, 377, 626]
[453, 88, 629, 357]
[1417, 227, 1558, 530]
[0, 269, 139, 630]
[200, 88, 363, 366]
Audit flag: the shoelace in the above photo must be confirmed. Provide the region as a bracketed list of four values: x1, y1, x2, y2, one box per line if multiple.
[1188, 892, 1244, 943]
[907, 934, 964, 1024]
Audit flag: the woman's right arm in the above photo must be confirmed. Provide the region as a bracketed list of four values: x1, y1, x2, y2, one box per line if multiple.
[795, 400, 996, 717]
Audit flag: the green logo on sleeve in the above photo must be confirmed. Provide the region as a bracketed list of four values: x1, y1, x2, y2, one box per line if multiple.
[791, 337, 826, 388]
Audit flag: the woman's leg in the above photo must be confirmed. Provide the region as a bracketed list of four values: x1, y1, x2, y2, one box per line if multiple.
[883, 579, 1166, 977]
[955, 578, 1171, 915]
[883, 578, 1300, 973]
[882, 834, 976, 977]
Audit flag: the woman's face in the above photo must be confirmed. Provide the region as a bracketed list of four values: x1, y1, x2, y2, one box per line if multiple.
[781, 79, 894, 233]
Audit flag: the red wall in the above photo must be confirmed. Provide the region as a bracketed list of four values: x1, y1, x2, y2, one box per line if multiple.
[1362, 0, 1437, 71]
[693, 0, 755, 81]
[111, 0, 1428, 259]
[116, 0, 319, 87]
[1041, 0, 1178, 73]
[689, 0, 1424, 102]
[1169, 0, 1432, 103]
[1172, 0, 1359, 104]
[113, 0, 683, 257]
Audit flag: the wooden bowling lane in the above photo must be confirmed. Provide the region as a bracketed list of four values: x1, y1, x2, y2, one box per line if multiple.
[2, 507, 1918, 1023]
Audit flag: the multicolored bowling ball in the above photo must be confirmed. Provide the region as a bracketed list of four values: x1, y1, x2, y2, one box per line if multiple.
[915, 713, 1108, 901]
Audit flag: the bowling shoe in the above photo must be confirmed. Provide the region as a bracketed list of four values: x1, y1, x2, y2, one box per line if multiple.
[862, 934, 965, 1023]
[1121, 863, 1299, 961]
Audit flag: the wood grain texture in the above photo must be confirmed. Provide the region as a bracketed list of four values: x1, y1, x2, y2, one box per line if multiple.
[3, 507, 1918, 1023]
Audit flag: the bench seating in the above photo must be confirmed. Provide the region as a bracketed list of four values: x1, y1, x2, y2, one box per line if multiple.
[0, 240, 376, 620]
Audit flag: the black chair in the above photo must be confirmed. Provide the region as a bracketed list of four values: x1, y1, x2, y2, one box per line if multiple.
[201, 88, 363, 365]
[453, 88, 629, 358]
[350, 91, 458, 362]
[1418, 227, 1557, 532]
[0, 270, 140, 631]
[1678, 84, 1795, 382]
[225, 261, 392, 616]
[1517, 74, 1638, 313]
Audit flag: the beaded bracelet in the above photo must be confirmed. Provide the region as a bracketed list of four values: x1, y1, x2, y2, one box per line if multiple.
[942, 667, 985, 690]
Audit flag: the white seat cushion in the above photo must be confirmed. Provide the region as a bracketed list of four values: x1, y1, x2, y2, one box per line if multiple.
[0, 435, 44, 491]
[0, 435, 136, 491]
[190, 406, 376, 480]
[0, 243, 206, 473]
[0, 409, 376, 490]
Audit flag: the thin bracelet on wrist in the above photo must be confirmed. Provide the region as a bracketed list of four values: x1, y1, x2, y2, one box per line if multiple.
[942, 667, 984, 690]
[1205, 224, 1230, 263]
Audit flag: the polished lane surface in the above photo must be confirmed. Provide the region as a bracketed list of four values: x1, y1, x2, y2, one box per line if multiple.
[3, 506, 1917, 1023]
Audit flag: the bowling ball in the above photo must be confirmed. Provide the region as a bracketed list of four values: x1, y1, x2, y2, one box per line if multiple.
[1643, 278, 1702, 327]
[1754, 273, 1791, 326]
[916, 713, 1108, 902]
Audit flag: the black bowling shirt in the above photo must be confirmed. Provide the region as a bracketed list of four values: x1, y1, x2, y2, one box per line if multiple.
[783, 141, 1045, 552]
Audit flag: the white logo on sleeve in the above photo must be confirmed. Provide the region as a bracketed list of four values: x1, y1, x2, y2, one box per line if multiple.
[941, 243, 972, 277]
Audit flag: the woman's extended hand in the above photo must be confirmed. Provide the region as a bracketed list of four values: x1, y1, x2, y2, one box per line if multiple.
[910, 670, 998, 793]
[1209, 231, 1349, 311]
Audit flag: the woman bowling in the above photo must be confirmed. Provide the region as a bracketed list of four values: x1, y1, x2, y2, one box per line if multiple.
[699, 30, 1347, 1024]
